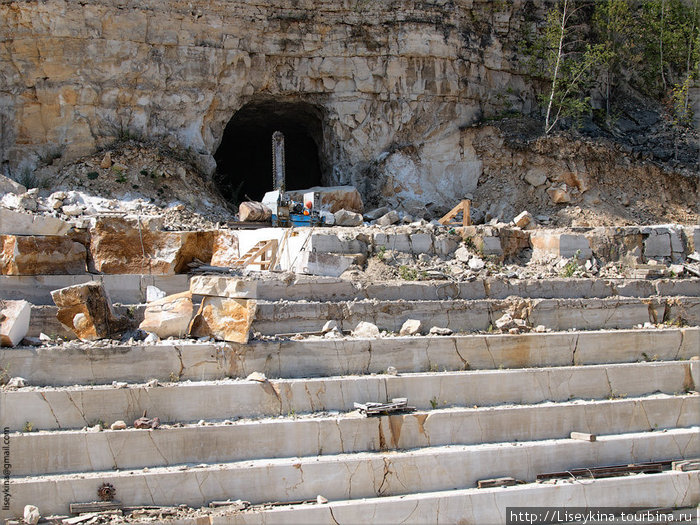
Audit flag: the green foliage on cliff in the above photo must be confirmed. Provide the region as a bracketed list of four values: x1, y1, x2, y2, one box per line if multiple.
[523, 0, 700, 133]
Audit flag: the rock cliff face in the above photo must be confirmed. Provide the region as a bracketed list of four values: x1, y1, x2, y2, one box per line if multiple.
[0, 0, 542, 208]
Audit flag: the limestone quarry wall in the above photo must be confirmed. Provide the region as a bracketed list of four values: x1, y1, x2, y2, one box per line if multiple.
[0, 0, 542, 208]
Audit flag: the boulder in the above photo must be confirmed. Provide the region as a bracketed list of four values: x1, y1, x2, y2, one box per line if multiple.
[139, 291, 193, 339]
[1, 235, 86, 275]
[0, 300, 31, 347]
[352, 321, 380, 338]
[100, 152, 112, 169]
[110, 420, 127, 430]
[376, 210, 400, 226]
[334, 209, 364, 227]
[210, 231, 240, 267]
[6, 376, 26, 388]
[90, 216, 215, 274]
[513, 210, 534, 229]
[557, 172, 590, 193]
[24, 505, 40, 525]
[399, 319, 422, 336]
[287, 186, 363, 213]
[363, 207, 390, 221]
[322, 320, 340, 333]
[0, 174, 26, 195]
[524, 168, 548, 187]
[495, 313, 516, 331]
[61, 204, 83, 216]
[547, 184, 572, 204]
[468, 257, 485, 271]
[189, 297, 256, 344]
[0, 207, 72, 235]
[454, 246, 471, 263]
[429, 326, 453, 335]
[51, 281, 127, 340]
[17, 191, 38, 212]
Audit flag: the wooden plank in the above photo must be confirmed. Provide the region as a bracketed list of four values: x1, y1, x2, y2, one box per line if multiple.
[69, 502, 121, 514]
[570, 431, 596, 442]
[438, 202, 464, 225]
[477, 477, 517, 489]
[219, 221, 271, 229]
[235, 239, 279, 271]
[63, 513, 101, 524]
[462, 199, 471, 227]
[266, 239, 279, 270]
[438, 200, 472, 227]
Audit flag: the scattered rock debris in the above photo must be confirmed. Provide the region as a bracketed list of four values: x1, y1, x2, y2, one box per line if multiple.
[133, 412, 160, 430]
[354, 398, 416, 416]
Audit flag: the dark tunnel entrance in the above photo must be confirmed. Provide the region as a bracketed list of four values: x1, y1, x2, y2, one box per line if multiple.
[214, 101, 324, 204]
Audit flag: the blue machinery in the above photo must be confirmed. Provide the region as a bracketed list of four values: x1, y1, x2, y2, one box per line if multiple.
[262, 131, 325, 228]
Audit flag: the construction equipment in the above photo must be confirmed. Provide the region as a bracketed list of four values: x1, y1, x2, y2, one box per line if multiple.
[262, 131, 325, 228]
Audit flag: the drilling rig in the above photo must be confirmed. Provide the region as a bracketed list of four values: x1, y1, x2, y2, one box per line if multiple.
[261, 131, 324, 227]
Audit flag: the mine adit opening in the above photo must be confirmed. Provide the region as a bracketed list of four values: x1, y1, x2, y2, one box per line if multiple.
[214, 101, 325, 204]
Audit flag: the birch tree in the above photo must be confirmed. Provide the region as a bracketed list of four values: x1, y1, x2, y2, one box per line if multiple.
[541, 0, 608, 134]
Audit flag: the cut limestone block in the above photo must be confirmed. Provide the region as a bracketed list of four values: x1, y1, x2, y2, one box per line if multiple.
[139, 292, 194, 339]
[189, 297, 256, 344]
[531, 231, 592, 260]
[210, 231, 240, 267]
[643, 226, 686, 262]
[89, 217, 216, 274]
[585, 228, 643, 264]
[238, 202, 271, 222]
[51, 282, 126, 340]
[287, 186, 363, 213]
[298, 252, 357, 277]
[0, 300, 31, 346]
[0, 208, 72, 236]
[0, 235, 86, 275]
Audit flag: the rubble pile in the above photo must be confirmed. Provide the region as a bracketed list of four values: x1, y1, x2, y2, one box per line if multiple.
[1, 142, 236, 232]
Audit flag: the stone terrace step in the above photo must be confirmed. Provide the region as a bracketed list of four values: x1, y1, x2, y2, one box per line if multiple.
[190, 275, 700, 302]
[6, 394, 699, 475]
[24, 294, 700, 340]
[3, 361, 696, 432]
[3, 328, 697, 386]
[206, 471, 700, 525]
[251, 296, 700, 335]
[5, 428, 697, 517]
[2, 273, 699, 306]
[0, 274, 188, 305]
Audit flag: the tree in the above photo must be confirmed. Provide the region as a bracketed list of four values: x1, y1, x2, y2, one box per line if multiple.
[638, 0, 700, 99]
[540, 0, 610, 134]
[592, 0, 635, 116]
